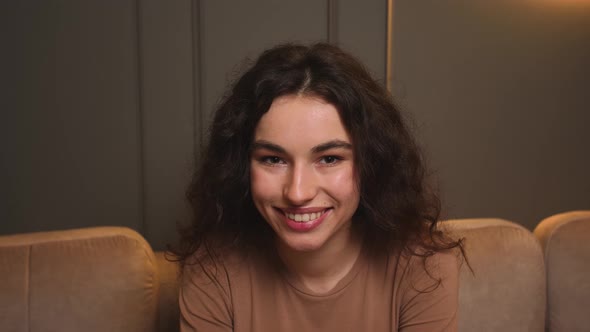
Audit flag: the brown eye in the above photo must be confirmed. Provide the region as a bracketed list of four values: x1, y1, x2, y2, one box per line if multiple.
[320, 156, 341, 164]
[261, 156, 284, 165]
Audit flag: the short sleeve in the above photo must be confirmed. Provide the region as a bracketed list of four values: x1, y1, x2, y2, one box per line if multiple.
[179, 261, 234, 332]
[398, 250, 460, 332]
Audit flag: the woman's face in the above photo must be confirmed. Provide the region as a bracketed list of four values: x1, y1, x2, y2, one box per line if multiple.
[250, 94, 360, 253]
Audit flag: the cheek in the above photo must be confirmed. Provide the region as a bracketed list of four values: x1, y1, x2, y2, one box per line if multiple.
[250, 166, 277, 202]
[325, 167, 360, 202]
[331, 166, 356, 188]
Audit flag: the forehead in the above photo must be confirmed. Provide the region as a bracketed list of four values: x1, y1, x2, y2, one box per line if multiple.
[254, 95, 351, 146]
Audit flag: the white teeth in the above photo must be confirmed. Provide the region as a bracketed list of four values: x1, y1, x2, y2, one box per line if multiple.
[286, 211, 324, 223]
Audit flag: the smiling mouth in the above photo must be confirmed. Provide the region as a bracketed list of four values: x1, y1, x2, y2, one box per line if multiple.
[283, 209, 329, 223]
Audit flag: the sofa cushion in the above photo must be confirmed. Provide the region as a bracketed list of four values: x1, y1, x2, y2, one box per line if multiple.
[0, 227, 159, 332]
[534, 211, 590, 332]
[447, 218, 546, 332]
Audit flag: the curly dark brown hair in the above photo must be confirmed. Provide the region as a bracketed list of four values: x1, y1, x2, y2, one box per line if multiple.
[172, 43, 464, 270]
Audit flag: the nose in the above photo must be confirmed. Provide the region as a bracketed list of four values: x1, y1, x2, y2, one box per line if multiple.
[284, 163, 317, 205]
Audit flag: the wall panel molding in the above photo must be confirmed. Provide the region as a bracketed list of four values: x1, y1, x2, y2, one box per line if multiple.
[135, 0, 147, 236]
[139, 0, 195, 249]
[192, 0, 203, 156]
[386, 0, 394, 91]
[336, 0, 387, 82]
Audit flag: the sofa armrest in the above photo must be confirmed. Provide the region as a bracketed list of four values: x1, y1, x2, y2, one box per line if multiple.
[0, 227, 159, 332]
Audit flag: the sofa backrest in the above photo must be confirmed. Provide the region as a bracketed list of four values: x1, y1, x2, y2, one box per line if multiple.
[0, 227, 159, 332]
[0, 219, 552, 332]
[534, 211, 590, 332]
[447, 218, 546, 332]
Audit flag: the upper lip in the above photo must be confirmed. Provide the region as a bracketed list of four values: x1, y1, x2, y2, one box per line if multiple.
[277, 207, 330, 214]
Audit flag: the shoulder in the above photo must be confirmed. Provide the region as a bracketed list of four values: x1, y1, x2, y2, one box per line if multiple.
[399, 248, 460, 292]
[181, 246, 250, 288]
[394, 249, 460, 331]
[180, 249, 240, 313]
[181, 245, 277, 294]
[179, 247, 261, 331]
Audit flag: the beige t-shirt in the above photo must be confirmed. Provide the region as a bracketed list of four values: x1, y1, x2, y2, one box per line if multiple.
[180, 245, 459, 332]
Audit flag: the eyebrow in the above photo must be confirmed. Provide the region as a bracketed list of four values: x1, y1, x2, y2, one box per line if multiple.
[251, 141, 286, 154]
[251, 139, 352, 154]
[311, 140, 352, 153]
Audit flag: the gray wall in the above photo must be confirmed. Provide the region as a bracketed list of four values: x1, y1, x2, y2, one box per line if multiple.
[391, 0, 590, 229]
[1, 0, 386, 250]
[2, 0, 588, 249]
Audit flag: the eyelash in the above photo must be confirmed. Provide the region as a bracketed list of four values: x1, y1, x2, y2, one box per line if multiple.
[259, 156, 285, 165]
[318, 155, 343, 165]
[257, 155, 343, 166]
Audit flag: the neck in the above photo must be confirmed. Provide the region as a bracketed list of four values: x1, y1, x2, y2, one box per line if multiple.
[276, 226, 363, 293]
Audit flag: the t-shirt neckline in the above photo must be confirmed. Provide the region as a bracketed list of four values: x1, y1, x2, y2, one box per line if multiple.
[277, 243, 369, 298]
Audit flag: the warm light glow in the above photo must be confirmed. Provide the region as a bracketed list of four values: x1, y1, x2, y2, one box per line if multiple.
[525, 0, 590, 15]
[535, 0, 590, 7]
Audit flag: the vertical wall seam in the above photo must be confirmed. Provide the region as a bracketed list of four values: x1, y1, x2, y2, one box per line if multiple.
[327, 0, 338, 44]
[190, 0, 197, 156]
[386, 0, 394, 92]
[26, 245, 31, 332]
[135, 0, 147, 237]
[192, 0, 203, 158]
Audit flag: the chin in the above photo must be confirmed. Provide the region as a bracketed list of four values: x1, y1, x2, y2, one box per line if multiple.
[279, 236, 326, 253]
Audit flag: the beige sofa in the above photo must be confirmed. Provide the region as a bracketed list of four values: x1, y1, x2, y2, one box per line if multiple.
[1, 212, 588, 332]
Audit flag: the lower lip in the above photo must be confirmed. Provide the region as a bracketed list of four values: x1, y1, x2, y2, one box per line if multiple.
[282, 209, 331, 232]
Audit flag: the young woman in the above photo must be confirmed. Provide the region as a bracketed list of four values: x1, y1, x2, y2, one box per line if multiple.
[175, 43, 465, 332]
